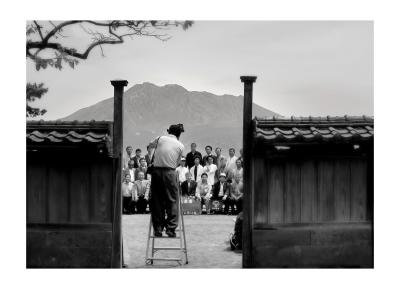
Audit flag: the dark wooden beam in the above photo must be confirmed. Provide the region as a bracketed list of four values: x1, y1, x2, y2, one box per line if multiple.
[241, 75, 257, 268]
[110, 79, 128, 268]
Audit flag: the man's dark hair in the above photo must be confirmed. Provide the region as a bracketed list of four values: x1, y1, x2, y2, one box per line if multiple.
[207, 155, 213, 161]
[191, 143, 197, 147]
[136, 148, 141, 153]
[167, 123, 184, 138]
[229, 148, 236, 152]
[126, 145, 133, 149]
[216, 147, 222, 151]
[194, 156, 201, 161]
[205, 145, 212, 150]
[201, 173, 208, 178]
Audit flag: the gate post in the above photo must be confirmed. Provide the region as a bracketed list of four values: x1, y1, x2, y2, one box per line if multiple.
[240, 75, 257, 268]
[111, 79, 128, 268]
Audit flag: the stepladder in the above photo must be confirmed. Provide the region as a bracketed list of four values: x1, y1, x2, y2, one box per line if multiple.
[145, 183, 188, 266]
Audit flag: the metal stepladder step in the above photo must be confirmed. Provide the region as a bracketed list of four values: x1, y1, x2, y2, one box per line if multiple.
[145, 183, 188, 265]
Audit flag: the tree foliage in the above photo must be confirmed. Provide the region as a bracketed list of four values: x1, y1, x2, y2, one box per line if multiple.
[26, 20, 193, 118]
[26, 20, 193, 71]
[26, 83, 48, 117]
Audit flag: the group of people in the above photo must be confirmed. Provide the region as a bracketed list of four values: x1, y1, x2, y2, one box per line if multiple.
[121, 146, 151, 215]
[121, 142, 244, 215]
[177, 143, 244, 214]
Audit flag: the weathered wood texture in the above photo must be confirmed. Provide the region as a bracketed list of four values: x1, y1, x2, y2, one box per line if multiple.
[27, 156, 113, 225]
[27, 153, 114, 268]
[251, 223, 372, 268]
[241, 76, 257, 268]
[254, 157, 370, 228]
[27, 224, 112, 268]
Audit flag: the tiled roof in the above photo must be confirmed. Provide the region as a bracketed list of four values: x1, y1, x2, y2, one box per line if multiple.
[254, 116, 373, 144]
[27, 120, 112, 145]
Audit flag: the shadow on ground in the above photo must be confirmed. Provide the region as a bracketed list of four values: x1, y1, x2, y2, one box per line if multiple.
[123, 214, 242, 268]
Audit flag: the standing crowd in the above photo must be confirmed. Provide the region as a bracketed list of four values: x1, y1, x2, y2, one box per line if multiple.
[121, 143, 244, 215]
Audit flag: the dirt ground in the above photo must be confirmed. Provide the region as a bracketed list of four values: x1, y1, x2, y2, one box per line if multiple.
[122, 214, 242, 268]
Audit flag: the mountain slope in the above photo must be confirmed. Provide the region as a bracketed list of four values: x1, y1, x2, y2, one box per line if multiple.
[62, 82, 280, 154]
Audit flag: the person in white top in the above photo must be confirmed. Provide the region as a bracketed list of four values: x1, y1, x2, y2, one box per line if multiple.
[148, 124, 185, 238]
[225, 148, 238, 171]
[203, 155, 217, 186]
[176, 157, 189, 184]
[123, 160, 136, 182]
[122, 174, 134, 214]
[189, 156, 204, 183]
[231, 158, 243, 182]
[123, 145, 134, 169]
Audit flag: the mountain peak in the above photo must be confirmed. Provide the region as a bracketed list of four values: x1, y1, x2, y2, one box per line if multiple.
[62, 83, 280, 154]
[162, 83, 188, 93]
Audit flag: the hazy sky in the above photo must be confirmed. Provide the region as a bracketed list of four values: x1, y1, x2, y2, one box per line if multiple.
[26, 21, 373, 120]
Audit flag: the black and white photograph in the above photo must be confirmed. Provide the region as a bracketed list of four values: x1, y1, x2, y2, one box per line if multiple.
[25, 19, 374, 269]
[3, 0, 400, 287]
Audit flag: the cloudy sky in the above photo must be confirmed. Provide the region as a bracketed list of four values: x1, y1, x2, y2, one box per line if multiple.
[26, 21, 373, 119]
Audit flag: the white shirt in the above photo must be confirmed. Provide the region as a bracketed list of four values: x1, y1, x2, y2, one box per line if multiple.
[151, 134, 184, 169]
[128, 168, 135, 182]
[232, 167, 243, 181]
[203, 163, 217, 186]
[122, 181, 134, 197]
[176, 166, 189, 183]
[226, 155, 238, 171]
[218, 182, 225, 197]
[190, 164, 204, 183]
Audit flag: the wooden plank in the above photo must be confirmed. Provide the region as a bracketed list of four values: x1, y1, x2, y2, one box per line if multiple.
[285, 162, 301, 223]
[27, 246, 112, 268]
[253, 228, 311, 247]
[300, 160, 317, 223]
[27, 163, 47, 223]
[91, 160, 112, 223]
[110, 80, 127, 268]
[254, 157, 269, 227]
[317, 160, 335, 222]
[47, 164, 69, 223]
[350, 159, 368, 221]
[253, 244, 373, 268]
[69, 164, 90, 223]
[241, 76, 257, 268]
[251, 225, 373, 268]
[28, 230, 112, 248]
[268, 160, 285, 224]
[333, 160, 351, 221]
[310, 225, 372, 246]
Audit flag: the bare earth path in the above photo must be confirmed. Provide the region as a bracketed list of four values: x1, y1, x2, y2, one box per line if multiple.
[122, 214, 242, 268]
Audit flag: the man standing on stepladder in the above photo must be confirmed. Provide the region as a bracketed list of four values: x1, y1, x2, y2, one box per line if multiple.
[148, 124, 184, 237]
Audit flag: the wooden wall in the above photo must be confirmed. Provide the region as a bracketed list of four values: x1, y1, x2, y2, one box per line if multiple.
[249, 144, 373, 267]
[254, 157, 371, 228]
[27, 156, 113, 224]
[27, 151, 115, 268]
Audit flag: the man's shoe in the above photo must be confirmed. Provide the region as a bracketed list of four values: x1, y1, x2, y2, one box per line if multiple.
[166, 230, 176, 238]
[154, 231, 162, 237]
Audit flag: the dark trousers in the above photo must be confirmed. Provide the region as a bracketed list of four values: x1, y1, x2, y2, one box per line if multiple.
[225, 197, 243, 214]
[135, 196, 148, 214]
[236, 197, 243, 213]
[224, 197, 233, 213]
[150, 168, 179, 233]
[123, 196, 132, 214]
